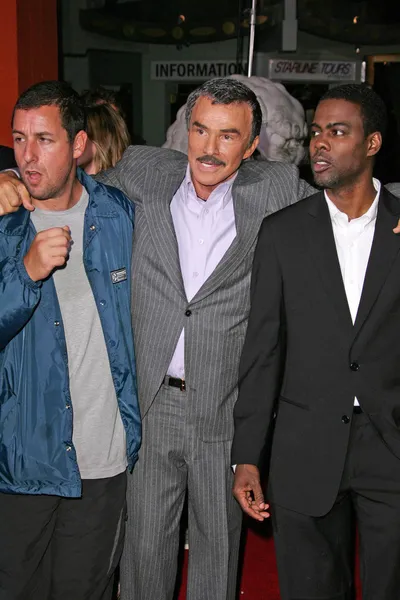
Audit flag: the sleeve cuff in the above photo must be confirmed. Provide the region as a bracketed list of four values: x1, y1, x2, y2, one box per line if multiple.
[15, 257, 42, 290]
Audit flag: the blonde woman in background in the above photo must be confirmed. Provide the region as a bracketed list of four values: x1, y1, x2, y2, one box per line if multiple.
[78, 103, 130, 175]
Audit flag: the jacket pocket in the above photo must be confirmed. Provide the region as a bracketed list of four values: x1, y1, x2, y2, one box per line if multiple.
[279, 395, 310, 411]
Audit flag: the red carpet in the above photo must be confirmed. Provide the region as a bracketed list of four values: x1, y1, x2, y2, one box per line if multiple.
[177, 521, 362, 599]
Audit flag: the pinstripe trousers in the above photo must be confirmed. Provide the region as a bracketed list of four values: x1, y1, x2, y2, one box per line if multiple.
[120, 383, 242, 599]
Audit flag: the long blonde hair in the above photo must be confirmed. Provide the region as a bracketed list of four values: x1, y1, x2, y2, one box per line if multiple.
[86, 103, 130, 172]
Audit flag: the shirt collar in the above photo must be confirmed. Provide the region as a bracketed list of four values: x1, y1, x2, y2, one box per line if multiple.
[325, 178, 381, 226]
[183, 164, 237, 210]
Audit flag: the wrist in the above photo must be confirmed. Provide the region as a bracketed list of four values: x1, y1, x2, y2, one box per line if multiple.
[23, 255, 40, 282]
[236, 463, 259, 474]
[15, 256, 42, 290]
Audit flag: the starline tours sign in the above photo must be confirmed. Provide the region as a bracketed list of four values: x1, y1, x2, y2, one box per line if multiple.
[151, 60, 248, 81]
[268, 59, 357, 82]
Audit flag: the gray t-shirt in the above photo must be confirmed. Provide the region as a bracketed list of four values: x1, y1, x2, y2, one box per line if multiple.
[31, 187, 127, 479]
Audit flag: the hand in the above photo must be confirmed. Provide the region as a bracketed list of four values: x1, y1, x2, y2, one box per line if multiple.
[0, 171, 34, 215]
[23, 226, 71, 282]
[393, 219, 400, 234]
[233, 464, 270, 521]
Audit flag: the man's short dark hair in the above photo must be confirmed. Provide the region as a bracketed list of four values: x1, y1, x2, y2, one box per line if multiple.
[185, 77, 262, 145]
[12, 80, 86, 142]
[319, 83, 387, 139]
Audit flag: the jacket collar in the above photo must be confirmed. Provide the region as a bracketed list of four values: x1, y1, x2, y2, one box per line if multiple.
[77, 168, 119, 218]
[304, 187, 400, 341]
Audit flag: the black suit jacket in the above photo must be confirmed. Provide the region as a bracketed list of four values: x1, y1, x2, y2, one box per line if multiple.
[232, 187, 400, 517]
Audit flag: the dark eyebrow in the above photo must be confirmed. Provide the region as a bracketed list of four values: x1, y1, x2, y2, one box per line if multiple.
[192, 121, 208, 130]
[35, 131, 55, 137]
[12, 130, 55, 137]
[220, 127, 241, 135]
[192, 121, 241, 135]
[311, 121, 350, 129]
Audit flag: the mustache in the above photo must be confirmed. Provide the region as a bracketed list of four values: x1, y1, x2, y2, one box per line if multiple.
[197, 155, 226, 167]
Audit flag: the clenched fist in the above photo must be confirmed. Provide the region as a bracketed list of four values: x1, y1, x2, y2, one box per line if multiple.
[24, 226, 72, 282]
[0, 171, 34, 215]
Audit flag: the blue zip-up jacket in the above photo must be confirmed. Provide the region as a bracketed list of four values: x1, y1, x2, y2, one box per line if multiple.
[0, 169, 141, 497]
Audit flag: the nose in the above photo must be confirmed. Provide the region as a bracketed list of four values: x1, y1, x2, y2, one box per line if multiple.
[203, 133, 219, 157]
[312, 132, 330, 153]
[23, 139, 37, 163]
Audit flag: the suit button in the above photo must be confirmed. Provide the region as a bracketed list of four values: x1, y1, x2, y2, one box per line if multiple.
[342, 415, 350, 424]
[350, 362, 360, 371]
[185, 309, 192, 317]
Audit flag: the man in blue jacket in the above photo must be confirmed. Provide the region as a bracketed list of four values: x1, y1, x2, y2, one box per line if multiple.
[0, 81, 141, 600]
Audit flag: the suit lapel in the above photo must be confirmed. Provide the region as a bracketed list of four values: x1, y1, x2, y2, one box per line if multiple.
[142, 161, 186, 296]
[191, 162, 269, 304]
[305, 192, 354, 334]
[353, 189, 400, 338]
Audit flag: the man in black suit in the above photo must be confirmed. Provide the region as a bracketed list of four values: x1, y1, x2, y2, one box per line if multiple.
[232, 83, 400, 599]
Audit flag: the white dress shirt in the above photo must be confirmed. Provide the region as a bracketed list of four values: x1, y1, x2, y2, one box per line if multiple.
[167, 166, 238, 379]
[325, 178, 381, 406]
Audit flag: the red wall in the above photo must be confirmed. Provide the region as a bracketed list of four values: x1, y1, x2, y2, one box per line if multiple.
[0, 0, 58, 146]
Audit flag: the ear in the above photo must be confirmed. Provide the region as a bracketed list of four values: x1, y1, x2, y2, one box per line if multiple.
[367, 131, 382, 158]
[243, 135, 259, 160]
[73, 130, 88, 160]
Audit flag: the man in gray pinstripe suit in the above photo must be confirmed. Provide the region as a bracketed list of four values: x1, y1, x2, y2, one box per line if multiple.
[0, 78, 314, 599]
[101, 78, 314, 600]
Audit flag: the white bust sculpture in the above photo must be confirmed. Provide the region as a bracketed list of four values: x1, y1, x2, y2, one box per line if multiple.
[163, 74, 307, 165]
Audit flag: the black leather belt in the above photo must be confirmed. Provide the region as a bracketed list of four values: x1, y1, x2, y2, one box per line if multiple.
[353, 406, 363, 414]
[165, 376, 186, 391]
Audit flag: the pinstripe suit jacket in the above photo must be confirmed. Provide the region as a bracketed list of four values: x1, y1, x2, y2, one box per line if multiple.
[99, 146, 314, 441]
